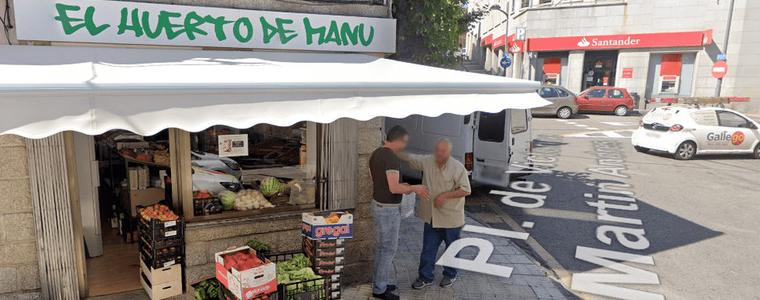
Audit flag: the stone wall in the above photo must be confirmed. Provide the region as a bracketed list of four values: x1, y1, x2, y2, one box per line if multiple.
[0, 135, 40, 299]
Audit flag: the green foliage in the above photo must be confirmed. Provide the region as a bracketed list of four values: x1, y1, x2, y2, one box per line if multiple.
[394, 0, 485, 67]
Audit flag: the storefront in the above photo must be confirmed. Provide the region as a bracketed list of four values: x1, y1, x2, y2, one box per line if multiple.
[0, 0, 548, 299]
[526, 31, 709, 100]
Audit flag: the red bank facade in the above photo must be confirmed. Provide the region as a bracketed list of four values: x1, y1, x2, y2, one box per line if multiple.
[467, 0, 760, 111]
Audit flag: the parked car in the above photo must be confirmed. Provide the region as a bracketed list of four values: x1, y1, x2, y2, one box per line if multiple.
[532, 85, 579, 119]
[577, 86, 635, 116]
[191, 151, 243, 179]
[192, 166, 242, 195]
[631, 106, 760, 160]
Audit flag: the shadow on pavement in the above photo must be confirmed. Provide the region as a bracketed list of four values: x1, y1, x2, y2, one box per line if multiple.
[468, 169, 723, 273]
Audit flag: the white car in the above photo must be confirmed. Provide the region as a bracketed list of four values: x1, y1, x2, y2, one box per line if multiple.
[632, 106, 760, 160]
[192, 166, 242, 195]
[191, 151, 243, 179]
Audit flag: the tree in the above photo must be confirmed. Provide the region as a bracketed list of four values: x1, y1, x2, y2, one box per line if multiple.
[393, 0, 486, 68]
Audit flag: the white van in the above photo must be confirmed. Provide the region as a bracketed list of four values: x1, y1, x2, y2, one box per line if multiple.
[385, 109, 532, 188]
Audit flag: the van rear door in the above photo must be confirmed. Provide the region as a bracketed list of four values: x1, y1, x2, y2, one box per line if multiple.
[472, 110, 510, 187]
[508, 109, 532, 172]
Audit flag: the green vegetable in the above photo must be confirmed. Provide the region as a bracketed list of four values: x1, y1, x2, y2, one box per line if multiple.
[219, 191, 237, 210]
[194, 278, 221, 300]
[246, 239, 271, 253]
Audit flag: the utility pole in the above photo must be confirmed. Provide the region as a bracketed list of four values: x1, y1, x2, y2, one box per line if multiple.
[715, 0, 735, 97]
[489, 4, 509, 77]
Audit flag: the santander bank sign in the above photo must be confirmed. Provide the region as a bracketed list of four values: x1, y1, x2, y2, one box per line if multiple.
[529, 31, 708, 52]
[577, 36, 641, 48]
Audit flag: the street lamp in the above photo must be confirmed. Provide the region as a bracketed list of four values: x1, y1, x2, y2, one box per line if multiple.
[489, 4, 509, 76]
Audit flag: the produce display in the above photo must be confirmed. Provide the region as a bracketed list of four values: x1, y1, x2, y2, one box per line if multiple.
[235, 189, 275, 211]
[323, 212, 342, 224]
[194, 278, 222, 300]
[139, 204, 179, 221]
[246, 239, 271, 254]
[194, 190, 213, 200]
[218, 190, 237, 211]
[221, 250, 265, 272]
[275, 254, 323, 285]
[260, 177, 286, 198]
[119, 144, 170, 165]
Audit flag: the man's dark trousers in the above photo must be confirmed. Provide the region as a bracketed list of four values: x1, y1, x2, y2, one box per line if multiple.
[418, 222, 462, 282]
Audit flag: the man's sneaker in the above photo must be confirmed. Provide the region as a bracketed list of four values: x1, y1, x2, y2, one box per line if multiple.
[439, 276, 457, 288]
[411, 278, 433, 290]
[371, 290, 399, 300]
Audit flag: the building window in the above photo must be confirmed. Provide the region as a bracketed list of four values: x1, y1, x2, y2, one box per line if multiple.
[521, 0, 531, 9]
[186, 122, 319, 221]
[538, 0, 552, 5]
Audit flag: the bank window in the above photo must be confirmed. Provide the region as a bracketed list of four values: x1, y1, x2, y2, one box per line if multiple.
[187, 122, 318, 221]
[478, 110, 506, 143]
[511, 109, 528, 134]
[587, 89, 606, 99]
[717, 111, 751, 128]
[608, 89, 625, 99]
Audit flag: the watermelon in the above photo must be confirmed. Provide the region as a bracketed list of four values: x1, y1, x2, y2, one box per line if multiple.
[260, 177, 284, 197]
[218, 191, 237, 211]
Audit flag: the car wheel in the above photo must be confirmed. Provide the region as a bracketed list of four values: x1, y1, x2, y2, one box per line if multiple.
[673, 141, 697, 160]
[557, 107, 573, 119]
[614, 105, 629, 116]
[634, 146, 649, 153]
[754, 144, 760, 159]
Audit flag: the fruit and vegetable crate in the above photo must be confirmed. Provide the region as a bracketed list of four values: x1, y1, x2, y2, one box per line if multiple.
[301, 211, 353, 240]
[141, 243, 184, 269]
[267, 252, 334, 300]
[138, 218, 184, 248]
[192, 278, 278, 300]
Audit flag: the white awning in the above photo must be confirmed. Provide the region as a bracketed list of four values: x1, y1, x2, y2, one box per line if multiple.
[0, 45, 547, 139]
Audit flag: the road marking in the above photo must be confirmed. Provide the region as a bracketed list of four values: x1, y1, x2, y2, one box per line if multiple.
[587, 127, 600, 130]
[601, 121, 638, 127]
[564, 130, 634, 139]
[521, 221, 535, 229]
[576, 124, 589, 127]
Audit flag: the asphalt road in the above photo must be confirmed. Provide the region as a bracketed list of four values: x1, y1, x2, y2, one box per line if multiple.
[469, 113, 760, 300]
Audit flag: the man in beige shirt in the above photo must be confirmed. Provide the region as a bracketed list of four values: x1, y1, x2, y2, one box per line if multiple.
[403, 139, 471, 289]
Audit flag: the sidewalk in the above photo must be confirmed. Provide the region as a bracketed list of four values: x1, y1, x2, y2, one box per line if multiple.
[342, 216, 570, 300]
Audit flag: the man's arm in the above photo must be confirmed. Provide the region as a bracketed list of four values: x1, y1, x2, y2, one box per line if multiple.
[434, 167, 472, 207]
[386, 171, 430, 199]
[396, 152, 428, 171]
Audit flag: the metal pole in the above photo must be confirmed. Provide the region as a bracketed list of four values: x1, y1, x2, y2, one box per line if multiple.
[489, 5, 509, 77]
[715, 0, 735, 97]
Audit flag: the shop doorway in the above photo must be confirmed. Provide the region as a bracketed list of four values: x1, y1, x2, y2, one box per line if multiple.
[582, 51, 618, 90]
[75, 130, 172, 297]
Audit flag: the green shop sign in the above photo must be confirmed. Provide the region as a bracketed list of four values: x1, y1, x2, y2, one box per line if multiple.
[12, 0, 396, 53]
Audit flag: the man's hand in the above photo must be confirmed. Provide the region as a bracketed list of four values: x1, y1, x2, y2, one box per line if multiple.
[434, 194, 447, 208]
[412, 185, 430, 200]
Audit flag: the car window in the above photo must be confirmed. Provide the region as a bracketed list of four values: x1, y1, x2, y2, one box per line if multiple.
[587, 89, 606, 98]
[478, 110, 506, 143]
[690, 111, 719, 126]
[556, 88, 569, 97]
[717, 111, 751, 128]
[608, 89, 625, 99]
[539, 87, 559, 98]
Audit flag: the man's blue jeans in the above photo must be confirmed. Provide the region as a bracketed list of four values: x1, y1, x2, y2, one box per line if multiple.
[418, 222, 462, 282]
[372, 201, 401, 294]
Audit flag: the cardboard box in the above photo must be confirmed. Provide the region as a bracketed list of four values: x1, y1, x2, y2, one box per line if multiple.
[128, 188, 165, 216]
[129, 168, 140, 190]
[140, 271, 182, 300]
[301, 211, 353, 240]
[139, 258, 181, 285]
[215, 246, 277, 300]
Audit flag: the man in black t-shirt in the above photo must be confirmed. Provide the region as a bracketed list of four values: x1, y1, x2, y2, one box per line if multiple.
[369, 125, 429, 300]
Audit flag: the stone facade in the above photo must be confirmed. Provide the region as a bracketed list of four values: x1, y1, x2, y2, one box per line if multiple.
[0, 0, 390, 296]
[0, 135, 40, 299]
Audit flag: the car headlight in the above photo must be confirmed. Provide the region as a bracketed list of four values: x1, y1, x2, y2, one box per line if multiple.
[223, 159, 241, 171]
